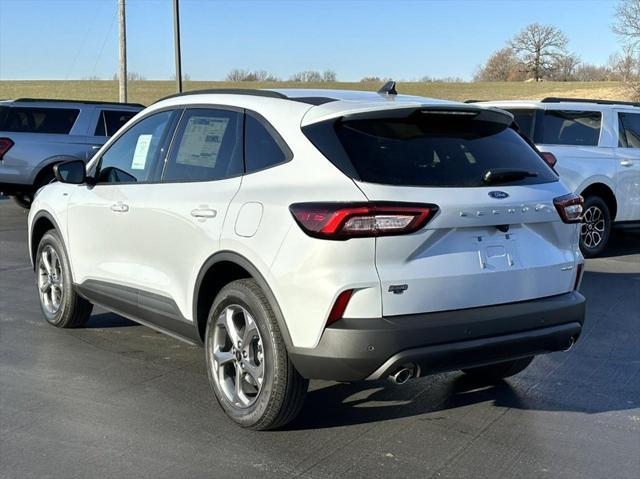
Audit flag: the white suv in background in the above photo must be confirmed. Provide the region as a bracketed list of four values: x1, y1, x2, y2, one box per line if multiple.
[476, 97, 640, 256]
[28, 86, 586, 430]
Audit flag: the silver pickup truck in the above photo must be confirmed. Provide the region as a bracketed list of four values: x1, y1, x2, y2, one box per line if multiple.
[0, 98, 143, 208]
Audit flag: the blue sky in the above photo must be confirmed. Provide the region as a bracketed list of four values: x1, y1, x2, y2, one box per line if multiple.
[0, 0, 623, 81]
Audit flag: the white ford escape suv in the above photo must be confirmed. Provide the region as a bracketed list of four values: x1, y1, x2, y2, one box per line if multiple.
[28, 85, 586, 430]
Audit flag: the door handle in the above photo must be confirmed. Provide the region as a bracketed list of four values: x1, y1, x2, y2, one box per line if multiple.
[620, 160, 634, 167]
[191, 208, 217, 219]
[110, 202, 129, 213]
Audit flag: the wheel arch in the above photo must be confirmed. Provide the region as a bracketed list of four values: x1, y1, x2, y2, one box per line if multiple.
[579, 182, 617, 221]
[192, 251, 293, 348]
[30, 211, 65, 271]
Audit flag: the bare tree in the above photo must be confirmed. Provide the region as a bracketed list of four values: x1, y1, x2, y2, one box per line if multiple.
[613, 0, 640, 46]
[574, 63, 613, 82]
[553, 52, 581, 81]
[474, 47, 525, 81]
[609, 45, 639, 81]
[225, 69, 280, 82]
[509, 23, 568, 81]
[322, 70, 337, 82]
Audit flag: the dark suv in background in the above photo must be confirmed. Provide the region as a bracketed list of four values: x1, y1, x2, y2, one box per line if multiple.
[0, 98, 143, 208]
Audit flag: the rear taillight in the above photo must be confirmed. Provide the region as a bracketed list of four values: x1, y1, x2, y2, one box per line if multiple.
[0, 138, 13, 161]
[553, 193, 583, 224]
[541, 152, 558, 170]
[289, 202, 438, 240]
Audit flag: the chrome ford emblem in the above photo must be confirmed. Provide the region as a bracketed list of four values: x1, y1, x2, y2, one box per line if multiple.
[488, 191, 509, 199]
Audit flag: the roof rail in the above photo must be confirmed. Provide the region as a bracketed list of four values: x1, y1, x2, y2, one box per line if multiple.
[464, 99, 482, 103]
[13, 98, 145, 107]
[156, 88, 288, 103]
[541, 97, 640, 107]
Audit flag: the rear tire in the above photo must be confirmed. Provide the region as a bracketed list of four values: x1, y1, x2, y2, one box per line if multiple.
[205, 279, 308, 430]
[580, 196, 611, 258]
[36, 230, 93, 328]
[461, 356, 534, 383]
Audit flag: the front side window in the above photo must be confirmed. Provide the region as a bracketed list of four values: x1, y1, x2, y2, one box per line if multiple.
[0, 107, 79, 134]
[618, 112, 640, 148]
[539, 110, 601, 146]
[162, 109, 243, 182]
[94, 110, 173, 184]
[245, 114, 289, 172]
[95, 110, 137, 137]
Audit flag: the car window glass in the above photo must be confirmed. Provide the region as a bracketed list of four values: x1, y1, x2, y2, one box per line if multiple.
[540, 110, 601, 146]
[0, 107, 79, 134]
[162, 109, 242, 182]
[95, 110, 173, 184]
[508, 109, 536, 141]
[245, 114, 287, 172]
[95, 110, 137, 137]
[618, 112, 640, 148]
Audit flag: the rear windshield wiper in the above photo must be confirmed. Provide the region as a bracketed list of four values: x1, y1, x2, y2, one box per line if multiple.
[482, 168, 538, 185]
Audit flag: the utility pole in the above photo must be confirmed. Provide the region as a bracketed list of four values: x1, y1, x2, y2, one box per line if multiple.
[173, 0, 183, 93]
[118, 0, 128, 102]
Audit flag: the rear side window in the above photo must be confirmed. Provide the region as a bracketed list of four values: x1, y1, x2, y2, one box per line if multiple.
[618, 112, 640, 148]
[0, 107, 79, 134]
[162, 108, 243, 182]
[539, 110, 601, 146]
[95, 110, 137, 137]
[313, 113, 557, 187]
[509, 109, 536, 141]
[244, 114, 289, 173]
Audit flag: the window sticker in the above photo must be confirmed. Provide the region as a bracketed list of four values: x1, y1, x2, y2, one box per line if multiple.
[176, 116, 229, 168]
[131, 134, 153, 170]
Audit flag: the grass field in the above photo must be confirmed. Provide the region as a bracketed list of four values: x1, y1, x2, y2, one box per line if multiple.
[0, 80, 630, 106]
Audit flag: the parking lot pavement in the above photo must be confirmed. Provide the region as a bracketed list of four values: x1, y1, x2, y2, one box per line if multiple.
[1, 199, 639, 479]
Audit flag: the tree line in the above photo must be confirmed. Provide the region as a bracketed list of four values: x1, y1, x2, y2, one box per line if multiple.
[475, 1, 640, 84]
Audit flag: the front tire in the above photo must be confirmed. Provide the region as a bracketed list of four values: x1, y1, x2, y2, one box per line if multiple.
[580, 196, 611, 258]
[205, 279, 308, 430]
[461, 356, 534, 383]
[36, 230, 93, 327]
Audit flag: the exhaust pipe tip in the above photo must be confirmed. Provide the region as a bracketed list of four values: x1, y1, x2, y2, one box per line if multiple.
[388, 366, 415, 385]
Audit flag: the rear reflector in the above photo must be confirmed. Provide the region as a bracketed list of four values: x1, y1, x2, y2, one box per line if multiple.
[541, 152, 558, 170]
[553, 193, 583, 224]
[0, 138, 13, 160]
[289, 202, 438, 240]
[574, 263, 584, 290]
[326, 289, 354, 326]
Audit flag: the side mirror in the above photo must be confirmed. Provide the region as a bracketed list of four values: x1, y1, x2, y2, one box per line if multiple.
[53, 160, 87, 184]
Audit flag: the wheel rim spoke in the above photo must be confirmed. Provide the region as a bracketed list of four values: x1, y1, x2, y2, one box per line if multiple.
[37, 246, 63, 315]
[209, 304, 265, 409]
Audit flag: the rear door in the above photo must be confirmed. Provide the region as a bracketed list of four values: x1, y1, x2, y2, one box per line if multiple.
[614, 110, 640, 221]
[328, 109, 579, 316]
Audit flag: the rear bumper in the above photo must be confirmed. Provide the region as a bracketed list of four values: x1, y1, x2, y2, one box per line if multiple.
[289, 291, 586, 381]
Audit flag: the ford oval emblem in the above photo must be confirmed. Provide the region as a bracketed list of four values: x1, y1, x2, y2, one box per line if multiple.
[489, 191, 509, 199]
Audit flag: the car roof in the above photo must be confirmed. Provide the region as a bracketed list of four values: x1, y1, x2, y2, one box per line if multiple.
[151, 87, 510, 127]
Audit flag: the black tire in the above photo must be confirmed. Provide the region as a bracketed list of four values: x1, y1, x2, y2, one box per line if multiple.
[461, 356, 534, 383]
[579, 195, 611, 258]
[35, 230, 93, 328]
[204, 279, 308, 430]
[12, 193, 33, 209]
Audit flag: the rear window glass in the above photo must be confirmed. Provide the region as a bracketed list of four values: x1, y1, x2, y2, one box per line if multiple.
[324, 113, 557, 187]
[0, 106, 79, 134]
[539, 110, 601, 146]
[245, 114, 288, 172]
[509, 109, 536, 141]
[618, 112, 640, 148]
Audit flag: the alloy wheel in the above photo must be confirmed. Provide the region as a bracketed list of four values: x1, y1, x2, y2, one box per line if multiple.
[581, 205, 606, 249]
[208, 304, 265, 408]
[37, 245, 63, 316]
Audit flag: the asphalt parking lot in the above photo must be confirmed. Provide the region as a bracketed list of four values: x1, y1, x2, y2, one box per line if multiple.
[1, 197, 639, 479]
